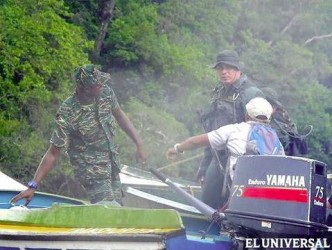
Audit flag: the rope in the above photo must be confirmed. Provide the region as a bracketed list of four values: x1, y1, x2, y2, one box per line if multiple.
[156, 153, 204, 171]
[276, 122, 313, 140]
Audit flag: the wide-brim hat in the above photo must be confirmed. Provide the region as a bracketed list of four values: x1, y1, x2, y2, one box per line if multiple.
[211, 49, 243, 70]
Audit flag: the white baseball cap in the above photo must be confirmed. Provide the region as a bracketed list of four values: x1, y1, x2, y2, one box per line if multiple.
[245, 97, 273, 122]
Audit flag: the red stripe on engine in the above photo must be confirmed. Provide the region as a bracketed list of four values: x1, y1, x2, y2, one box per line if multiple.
[242, 187, 308, 203]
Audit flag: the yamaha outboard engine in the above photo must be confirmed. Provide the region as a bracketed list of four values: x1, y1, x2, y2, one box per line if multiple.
[225, 155, 328, 240]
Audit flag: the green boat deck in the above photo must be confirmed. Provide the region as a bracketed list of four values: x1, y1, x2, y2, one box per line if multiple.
[0, 205, 185, 239]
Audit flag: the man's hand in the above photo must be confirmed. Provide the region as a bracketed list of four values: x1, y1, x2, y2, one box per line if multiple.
[113, 105, 148, 167]
[10, 188, 36, 207]
[166, 148, 178, 161]
[10, 144, 61, 206]
[136, 144, 148, 168]
[195, 167, 206, 186]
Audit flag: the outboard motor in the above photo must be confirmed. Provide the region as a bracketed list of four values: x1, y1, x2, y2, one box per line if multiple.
[224, 155, 328, 239]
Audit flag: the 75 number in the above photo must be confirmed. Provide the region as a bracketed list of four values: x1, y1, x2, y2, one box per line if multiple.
[232, 185, 244, 197]
[315, 186, 324, 199]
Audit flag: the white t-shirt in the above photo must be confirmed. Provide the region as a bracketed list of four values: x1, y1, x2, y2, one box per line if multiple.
[207, 121, 264, 180]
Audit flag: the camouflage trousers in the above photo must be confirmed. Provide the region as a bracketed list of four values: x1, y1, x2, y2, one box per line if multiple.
[74, 162, 123, 205]
[85, 177, 123, 205]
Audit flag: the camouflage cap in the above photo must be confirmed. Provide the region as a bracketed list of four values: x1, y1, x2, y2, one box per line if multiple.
[74, 65, 100, 86]
[74, 64, 112, 87]
[98, 71, 112, 86]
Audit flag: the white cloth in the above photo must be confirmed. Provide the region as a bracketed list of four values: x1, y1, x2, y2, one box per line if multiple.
[207, 121, 263, 180]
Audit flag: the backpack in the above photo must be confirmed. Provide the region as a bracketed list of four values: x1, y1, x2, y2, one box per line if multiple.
[261, 87, 309, 156]
[246, 124, 284, 155]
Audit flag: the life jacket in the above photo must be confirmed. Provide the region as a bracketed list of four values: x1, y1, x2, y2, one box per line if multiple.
[201, 74, 263, 133]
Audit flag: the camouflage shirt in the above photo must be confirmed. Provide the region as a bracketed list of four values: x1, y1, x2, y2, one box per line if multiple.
[50, 85, 119, 190]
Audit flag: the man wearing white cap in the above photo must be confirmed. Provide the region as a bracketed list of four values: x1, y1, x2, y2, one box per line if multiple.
[167, 97, 284, 185]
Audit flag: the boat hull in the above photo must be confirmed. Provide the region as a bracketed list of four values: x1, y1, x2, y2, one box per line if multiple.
[0, 204, 232, 250]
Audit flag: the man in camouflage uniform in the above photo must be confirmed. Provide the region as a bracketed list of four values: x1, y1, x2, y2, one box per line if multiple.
[11, 65, 147, 206]
[196, 50, 305, 210]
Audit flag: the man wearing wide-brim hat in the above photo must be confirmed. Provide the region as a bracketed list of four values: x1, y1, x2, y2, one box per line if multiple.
[197, 49, 264, 209]
[211, 49, 243, 70]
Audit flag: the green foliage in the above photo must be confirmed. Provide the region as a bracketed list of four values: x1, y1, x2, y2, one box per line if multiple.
[0, 0, 92, 117]
[105, 1, 159, 63]
[63, 0, 100, 40]
[0, 0, 92, 187]
[291, 82, 332, 166]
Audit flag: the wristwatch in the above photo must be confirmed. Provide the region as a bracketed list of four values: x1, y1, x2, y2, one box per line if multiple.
[27, 180, 38, 189]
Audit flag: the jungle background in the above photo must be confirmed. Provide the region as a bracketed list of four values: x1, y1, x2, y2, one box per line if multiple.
[1, 0, 332, 198]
